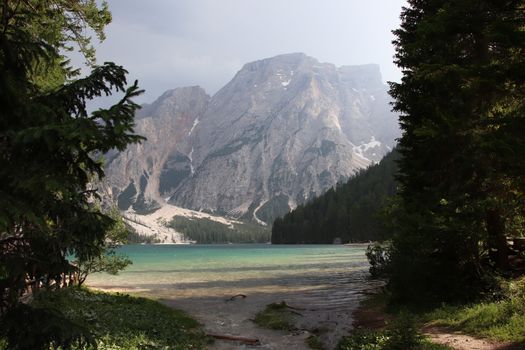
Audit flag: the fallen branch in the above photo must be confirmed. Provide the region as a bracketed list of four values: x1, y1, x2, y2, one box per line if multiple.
[284, 303, 305, 311]
[206, 333, 260, 345]
[225, 293, 247, 302]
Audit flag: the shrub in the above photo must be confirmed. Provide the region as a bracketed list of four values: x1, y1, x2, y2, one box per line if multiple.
[366, 242, 391, 278]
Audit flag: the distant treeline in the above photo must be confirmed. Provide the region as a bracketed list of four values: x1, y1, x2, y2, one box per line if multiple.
[169, 216, 271, 244]
[126, 227, 161, 244]
[272, 149, 399, 244]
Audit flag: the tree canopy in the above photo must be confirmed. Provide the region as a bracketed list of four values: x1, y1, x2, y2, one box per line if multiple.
[388, 0, 525, 302]
[21, 0, 112, 89]
[0, 1, 142, 348]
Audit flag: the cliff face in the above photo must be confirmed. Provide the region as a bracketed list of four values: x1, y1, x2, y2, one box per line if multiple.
[104, 86, 209, 213]
[105, 53, 399, 223]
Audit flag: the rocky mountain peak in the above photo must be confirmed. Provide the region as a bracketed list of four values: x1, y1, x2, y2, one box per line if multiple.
[137, 86, 208, 120]
[105, 54, 400, 224]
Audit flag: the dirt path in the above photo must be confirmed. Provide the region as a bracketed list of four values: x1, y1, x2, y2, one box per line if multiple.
[423, 326, 519, 350]
[351, 298, 522, 350]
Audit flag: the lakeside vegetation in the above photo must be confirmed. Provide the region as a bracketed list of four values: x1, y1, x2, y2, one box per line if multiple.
[1, 288, 207, 350]
[423, 277, 525, 343]
[253, 301, 455, 350]
[341, 277, 525, 350]
[337, 318, 452, 350]
[169, 216, 271, 243]
[385, 0, 525, 304]
[253, 302, 299, 331]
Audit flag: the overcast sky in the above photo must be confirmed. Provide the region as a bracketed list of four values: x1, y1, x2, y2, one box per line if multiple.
[89, 0, 407, 104]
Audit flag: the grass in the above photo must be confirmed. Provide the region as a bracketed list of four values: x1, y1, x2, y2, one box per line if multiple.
[423, 278, 525, 342]
[306, 334, 325, 349]
[337, 293, 453, 350]
[336, 324, 453, 350]
[253, 300, 451, 350]
[27, 287, 208, 350]
[343, 277, 525, 350]
[255, 302, 328, 349]
[253, 301, 298, 331]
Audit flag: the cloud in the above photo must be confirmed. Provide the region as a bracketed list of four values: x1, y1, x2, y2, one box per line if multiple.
[89, 0, 407, 104]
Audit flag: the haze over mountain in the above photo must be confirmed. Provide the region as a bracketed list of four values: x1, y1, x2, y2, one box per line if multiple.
[104, 53, 399, 224]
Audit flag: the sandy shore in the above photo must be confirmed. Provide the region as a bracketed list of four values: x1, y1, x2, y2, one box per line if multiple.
[94, 277, 383, 350]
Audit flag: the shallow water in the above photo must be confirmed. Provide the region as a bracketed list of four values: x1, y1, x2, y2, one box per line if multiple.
[88, 244, 376, 349]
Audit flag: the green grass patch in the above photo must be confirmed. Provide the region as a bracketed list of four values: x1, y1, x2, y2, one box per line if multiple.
[253, 302, 298, 331]
[358, 278, 525, 347]
[306, 334, 325, 349]
[422, 277, 525, 342]
[28, 287, 207, 349]
[336, 303, 453, 350]
[336, 331, 453, 350]
[337, 330, 389, 350]
[425, 299, 525, 342]
[337, 327, 452, 350]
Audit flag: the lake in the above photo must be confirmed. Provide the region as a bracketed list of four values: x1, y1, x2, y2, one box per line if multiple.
[87, 244, 371, 300]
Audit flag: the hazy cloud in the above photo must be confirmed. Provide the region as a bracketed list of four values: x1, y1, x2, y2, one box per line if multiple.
[89, 0, 407, 104]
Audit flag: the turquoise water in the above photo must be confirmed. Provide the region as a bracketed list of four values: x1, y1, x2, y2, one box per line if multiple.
[87, 244, 370, 301]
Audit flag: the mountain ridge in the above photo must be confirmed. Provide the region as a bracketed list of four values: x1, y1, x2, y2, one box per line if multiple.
[105, 53, 399, 228]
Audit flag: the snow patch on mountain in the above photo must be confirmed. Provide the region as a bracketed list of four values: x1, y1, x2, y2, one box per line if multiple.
[353, 137, 383, 162]
[188, 118, 200, 136]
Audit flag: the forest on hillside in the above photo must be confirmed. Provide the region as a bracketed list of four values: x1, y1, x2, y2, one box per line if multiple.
[272, 150, 399, 244]
[169, 216, 270, 243]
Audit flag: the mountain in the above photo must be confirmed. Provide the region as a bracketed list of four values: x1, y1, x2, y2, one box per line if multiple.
[272, 149, 399, 244]
[104, 86, 210, 214]
[105, 53, 399, 225]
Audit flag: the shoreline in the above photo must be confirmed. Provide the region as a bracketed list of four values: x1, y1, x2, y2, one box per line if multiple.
[88, 244, 375, 349]
[91, 284, 369, 350]
[89, 277, 382, 349]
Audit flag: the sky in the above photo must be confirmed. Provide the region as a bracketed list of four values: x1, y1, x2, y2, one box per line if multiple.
[88, 0, 408, 104]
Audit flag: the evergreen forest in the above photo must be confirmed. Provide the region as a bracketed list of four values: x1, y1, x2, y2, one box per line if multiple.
[169, 216, 271, 244]
[272, 150, 399, 244]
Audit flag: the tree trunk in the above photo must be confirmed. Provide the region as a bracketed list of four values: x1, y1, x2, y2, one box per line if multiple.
[486, 208, 509, 270]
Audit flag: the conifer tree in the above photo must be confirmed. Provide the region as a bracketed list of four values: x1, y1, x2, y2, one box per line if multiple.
[0, 1, 143, 347]
[389, 0, 525, 302]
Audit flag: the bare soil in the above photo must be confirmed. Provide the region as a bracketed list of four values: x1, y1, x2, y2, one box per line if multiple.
[422, 326, 522, 350]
